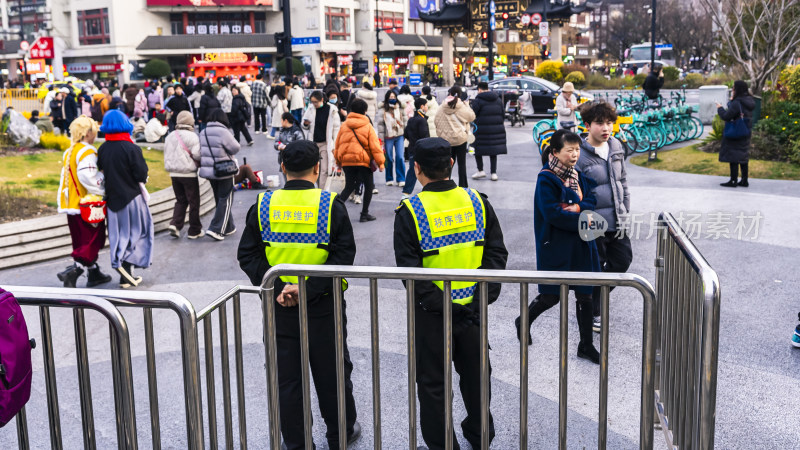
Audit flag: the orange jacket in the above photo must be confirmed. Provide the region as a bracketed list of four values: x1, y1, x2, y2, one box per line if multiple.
[334, 113, 385, 169]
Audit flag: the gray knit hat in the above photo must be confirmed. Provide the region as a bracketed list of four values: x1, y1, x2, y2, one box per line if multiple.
[176, 110, 195, 130]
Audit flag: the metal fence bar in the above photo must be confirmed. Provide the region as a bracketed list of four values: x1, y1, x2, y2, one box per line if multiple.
[39, 306, 63, 450]
[297, 278, 314, 450]
[598, 285, 611, 450]
[232, 293, 248, 449]
[518, 283, 529, 450]
[406, 279, 417, 450]
[333, 277, 347, 450]
[558, 284, 569, 450]
[260, 286, 282, 450]
[109, 323, 125, 448]
[369, 279, 382, 449]
[73, 308, 96, 450]
[479, 282, 490, 450]
[15, 406, 29, 450]
[203, 318, 218, 450]
[442, 281, 454, 450]
[218, 303, 234, 450]
[143, 307, 161, 450]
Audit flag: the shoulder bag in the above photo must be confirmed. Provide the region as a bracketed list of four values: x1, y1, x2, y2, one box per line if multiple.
[350, 127, 379, 172]
[204, 129, 238, 178]
[723, 102, 750, 139]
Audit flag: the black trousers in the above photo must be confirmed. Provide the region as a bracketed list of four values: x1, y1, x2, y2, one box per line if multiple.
[415, 304, 495, 450]
[253, 107, 267, 132]
[475, 155, 497, 174]
[276, 301, 357, 450]
[450, 143, 468, 188]
[169, 177, 202, 236]
[232, 121, 252, 144]
[591, 232, 633, 317]
[525, 292, 595, 346]
[339, 166, 374, 215]
[729, 162, 749, 182]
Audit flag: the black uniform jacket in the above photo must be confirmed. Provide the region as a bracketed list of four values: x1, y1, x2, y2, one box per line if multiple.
[393, 180, 509, 322]
[237, 180, 356, 315]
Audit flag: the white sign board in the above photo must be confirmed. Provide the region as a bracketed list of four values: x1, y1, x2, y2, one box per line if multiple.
[539, 22, 549, 37]
[540, 36, 550, 46]
[531, 13, 542, 26]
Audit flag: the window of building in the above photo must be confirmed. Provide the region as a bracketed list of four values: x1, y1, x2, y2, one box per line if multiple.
[325, 7, 350, 41]
[375, 11, 403, 33]
[78, 8, 110, 45]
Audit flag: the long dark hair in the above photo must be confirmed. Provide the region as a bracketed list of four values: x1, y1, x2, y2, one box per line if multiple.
[207, 108, 229, 127]
[447, 85, 462, 108]
[732, 80, 750, 100]
[383, 90, 397, 112]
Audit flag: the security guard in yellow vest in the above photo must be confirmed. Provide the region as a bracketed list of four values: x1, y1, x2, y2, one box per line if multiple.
[237, 140, 361, 449]
[393, 137, 508, 450]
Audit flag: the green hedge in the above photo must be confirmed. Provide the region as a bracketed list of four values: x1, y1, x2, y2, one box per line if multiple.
[750, 101, 800, 163]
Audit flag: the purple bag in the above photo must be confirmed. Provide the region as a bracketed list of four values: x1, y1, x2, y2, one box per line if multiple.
[0, 288, 33, 427]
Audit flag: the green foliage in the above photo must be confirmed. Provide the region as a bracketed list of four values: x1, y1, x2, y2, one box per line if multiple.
[143, 59, 171, 79]
[684, 73, 704, 88]
[275, 58, 306, 76]
[632, 73, 646, 87]
[750, 101, 800, 161]
[535, 61, 564, 82]
[786, 66, 800, 103]
[709, 115, 724, 142]
[564, 71, 586, 88]
[560, 63, 588, 79]
[662, 66, 680, 82]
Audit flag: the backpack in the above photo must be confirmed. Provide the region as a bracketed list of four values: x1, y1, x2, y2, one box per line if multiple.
[90, 98, 104, 122]
[0, 288, 33, 427]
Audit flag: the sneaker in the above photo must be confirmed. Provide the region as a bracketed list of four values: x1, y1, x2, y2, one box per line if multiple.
[398, 181, 406, 187]
[472, 171, 487, 179]
[793, 334, 800, 348]
[255, 130, 262, 134]
[372, 188, 379, 195]
[386, 181, 396, 186]
[577, 343, 600, 364]
[360, 213, 377, 222]
[266, 135, 275, 140]
[206, 230, 225, 241]
[188, 230, 205, 239]
[347, 421, 362, 445]
[117, 265, 141, 288]
[247, 141, 254, 147]
[168, 225, 180, 238]
[593, 316, 601, 333]
[348, 192, 356, 202]
[224, 227, 237, 236]
[353, 195, 362, 204]
[491, 173, 499, 181]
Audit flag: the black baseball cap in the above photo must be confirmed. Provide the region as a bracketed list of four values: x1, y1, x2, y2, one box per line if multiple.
[282, 140, 320, 172]
[414, 137, 452, 170]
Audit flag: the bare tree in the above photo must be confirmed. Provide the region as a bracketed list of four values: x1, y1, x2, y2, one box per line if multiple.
[606, 0, 651, 63]
[698, 0, 800, 94]
[658, 0, 715, 68]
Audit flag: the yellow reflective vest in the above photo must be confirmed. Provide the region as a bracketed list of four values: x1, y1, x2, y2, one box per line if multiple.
[402, 187, 486, 305]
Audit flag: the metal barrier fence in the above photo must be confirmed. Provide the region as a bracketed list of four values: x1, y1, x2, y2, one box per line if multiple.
[654, 212, 721, 450]
[1, 89, 43, 114]
[6, 286, 205, 450]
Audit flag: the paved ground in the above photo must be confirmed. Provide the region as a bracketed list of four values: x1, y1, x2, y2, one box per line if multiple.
[1, 120, 798, 449]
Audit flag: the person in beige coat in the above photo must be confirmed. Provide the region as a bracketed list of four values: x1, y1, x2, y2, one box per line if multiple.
[421, 86, 439, 137]
[355, 82, 378, 123]
[434, 85, 475, 187]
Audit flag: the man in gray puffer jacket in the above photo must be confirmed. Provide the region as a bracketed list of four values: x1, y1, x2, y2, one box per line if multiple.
[575, 102, 632, 332]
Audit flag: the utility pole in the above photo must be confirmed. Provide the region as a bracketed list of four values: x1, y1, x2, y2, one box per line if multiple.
[18, 4, 28, 84]
[375, 0, 381, 86]
[650, 0, 656, 71]
[488, 1, 495, 81]
[281, 0, 293, 80]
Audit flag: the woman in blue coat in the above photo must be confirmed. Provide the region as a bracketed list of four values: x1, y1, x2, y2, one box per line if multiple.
[515, 129, 602, 364]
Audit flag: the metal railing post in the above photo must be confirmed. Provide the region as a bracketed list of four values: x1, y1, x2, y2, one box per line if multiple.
[519, 283, 529, 450]
[442, 281, 454, 450]
[39, 306, 63, 449]
[333, 277, 348, 450]
[261, 283, 282, 450]
[297, 278, 314, 450]
[406, 280, 418, 450]
[479, 282, 490, 450]
[558, 284, 569, 450]
[232, 293, 248, 449]
[369, 278, 382, 449]
[73, 308, 96, 450]
[598, 285, 611, 450]
[143, 307, 161, 450]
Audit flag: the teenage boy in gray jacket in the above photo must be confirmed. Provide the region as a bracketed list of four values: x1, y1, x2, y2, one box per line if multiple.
[575, 101, 633, 332]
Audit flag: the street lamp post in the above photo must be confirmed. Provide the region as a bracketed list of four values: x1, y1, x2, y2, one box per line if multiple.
[650, 0, 657, 71]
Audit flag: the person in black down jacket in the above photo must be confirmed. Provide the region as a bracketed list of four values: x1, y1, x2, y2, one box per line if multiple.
[643, 64, 664, 101]
[230, 86, 253, 146]
[165, 85, 192, 133]
[471, 82, 507, 181]
[63, 89, 79, 134]
[402, 97, 430, 199]
[198, 84, 221, 131]
[716, 80, 756, 188]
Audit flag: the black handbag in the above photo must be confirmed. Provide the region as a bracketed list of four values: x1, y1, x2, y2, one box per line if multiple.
[204, 129, 238, 178]
[723, 102, 751, 139]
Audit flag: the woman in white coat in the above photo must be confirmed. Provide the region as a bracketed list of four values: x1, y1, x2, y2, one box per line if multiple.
[268, 84, 289, 139]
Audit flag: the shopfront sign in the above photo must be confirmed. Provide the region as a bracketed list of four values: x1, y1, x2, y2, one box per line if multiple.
[92, 63, 123, 72]
[66, 62, 92, 73]
[353, 59, 369, 74]
[202, 52, 249, 64]
[396, 57, 409, 64]
[147, 0, 274, 5]
[378, 57, 393, 63]
[413, 55, 427, 65]
[338, 55, 353, 65]
[427, 56, 441, 64]
[29, 37, 53, 59]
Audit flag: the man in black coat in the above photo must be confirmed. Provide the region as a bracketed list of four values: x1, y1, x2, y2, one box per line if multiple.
[402, 97, 430, 198]
[165, 85, 192, 132]
[471, 82, 507, 181]
[63, 89, 79, 134]
[643, 64, 664, 101]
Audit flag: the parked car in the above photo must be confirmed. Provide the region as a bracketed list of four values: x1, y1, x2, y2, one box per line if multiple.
[468, 76, 594, 115]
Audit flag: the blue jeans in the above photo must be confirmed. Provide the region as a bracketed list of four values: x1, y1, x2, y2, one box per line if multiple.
[291, 109, 302, 124]
[403, 155, 417, 195]
[384, 136, 406, 183]
[270, 126, 280, 137]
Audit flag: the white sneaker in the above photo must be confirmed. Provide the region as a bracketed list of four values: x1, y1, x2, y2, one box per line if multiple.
[372, 188, 379, 195]
[491, 173, 498, 181]
[386, 181, 395, 186]
[398, 181, 405, 187]
[266, 135, 275, 140]
[168, 225, 180, 238]
[348, 192, 356, 202]
[255, 130, 262, 134]
[472, 171, 487, 179]
[206, 230, 225, 241]
[188, 230, 205, 239]
[224, 227, 237, 236]
[354, 195, 362, 204]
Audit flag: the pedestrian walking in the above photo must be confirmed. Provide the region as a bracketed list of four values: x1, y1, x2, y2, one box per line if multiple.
[55, 116, 113, 288]
[394, 137, 508, 449]
[397, 84, 416, 119]
[376, 90, 407, 187]
[355, 82, 378, 123]
[275, 112, 306, 183]
[50, 91, 65, 134]
[198, 85, 221, 132]
[434, 86, 476, 188]
[164, 111, 204, 239]
[287, 78, 306, 124]
[516, 129, 601, 364]
[230, 86, 254, 146]
[421, 85, 439, 137]
[237, 140, 362, 450]
[63, 88, 79, 134]
[470, 81, 506, 181]
[555, 81, 578, 129]
[334, 98, 385, 222]
[216, 79, 233, 117]
[575, 101, 633, 334]
[302, 90, 341, 190]
[269, 84, 289, 139]
[165, 85, 192, 133]
[123, 84, 138, 116]
[401, 97, 430, 200]
[716, 80, 755, 188]
[96, 110, 154, 289]
[198, 109, 241, 241]
[251, 74, 269, 134]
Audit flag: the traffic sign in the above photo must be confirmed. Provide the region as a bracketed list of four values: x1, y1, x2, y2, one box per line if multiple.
[531, 13, 542, 26]
[539, 22, 549, 37]
[489, 0, 496, 14]
[291, 36, 320, 45]
[19, 40, 29, 51]
[521, 14, 531, 25]
[540, 36, 550, 46]
[490, 16, 496, 31]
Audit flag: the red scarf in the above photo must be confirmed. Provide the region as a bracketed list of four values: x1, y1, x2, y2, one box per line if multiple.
[103, 132, 133, 143]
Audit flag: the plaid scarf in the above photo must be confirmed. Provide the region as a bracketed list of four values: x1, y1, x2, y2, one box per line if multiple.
[548, 153, 580, 192]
